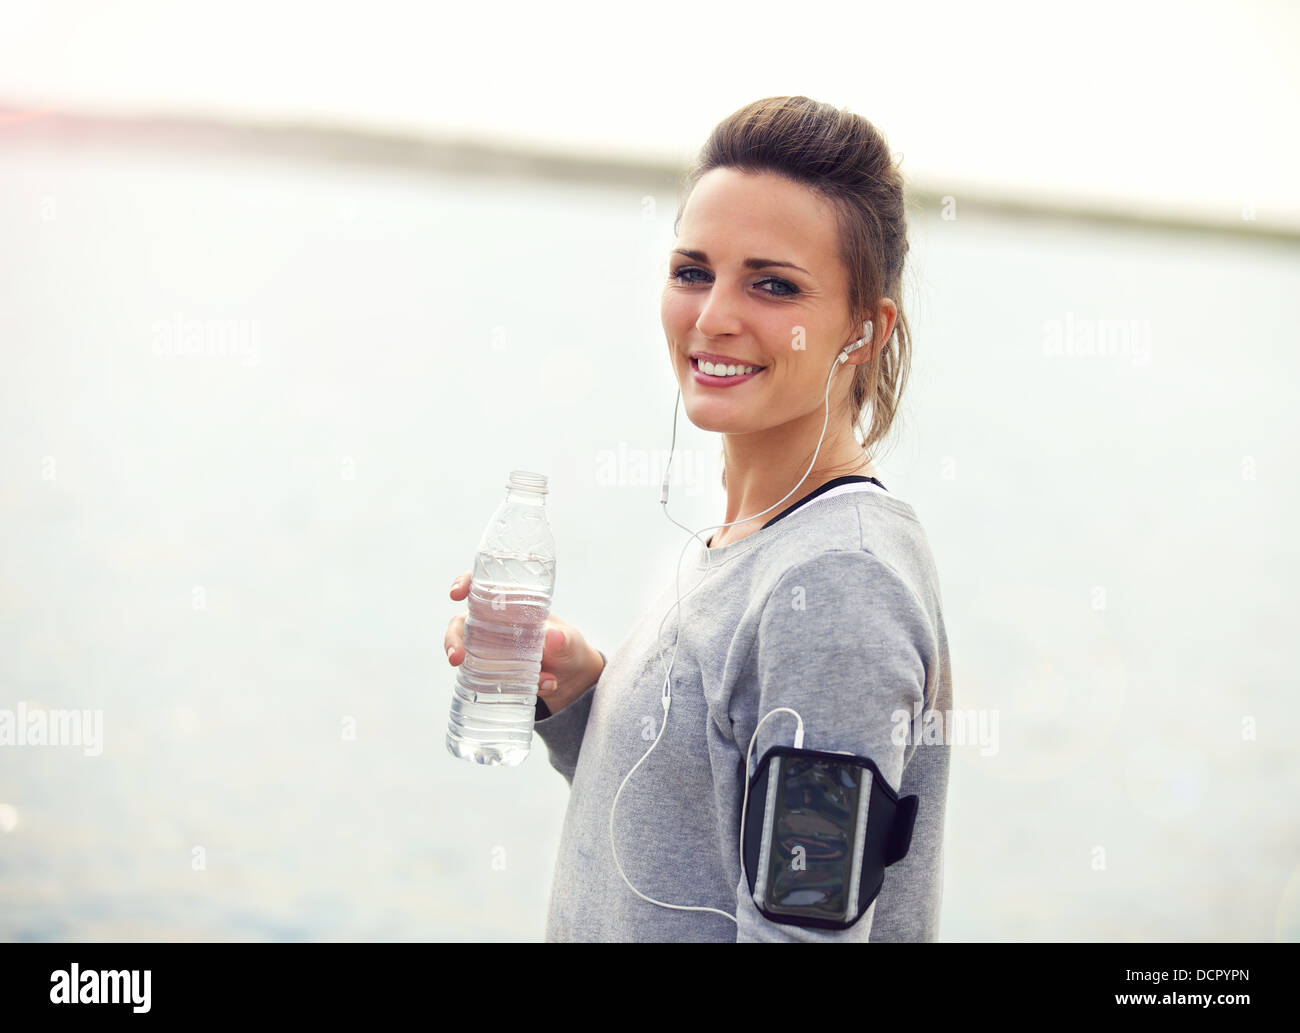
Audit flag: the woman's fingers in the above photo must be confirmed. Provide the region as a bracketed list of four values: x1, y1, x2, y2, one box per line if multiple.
[444, 612, 466, 664]
[446, 572, 473, 663]
[447, 580, 569, 697]
[538, 624, 575, 693]
[543, 625, 567, 658]
[449, 570, 472, 601]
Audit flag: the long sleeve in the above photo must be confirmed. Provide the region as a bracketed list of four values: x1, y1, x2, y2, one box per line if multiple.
[734, 550, 936, 942]
[533, 650, 606, 785]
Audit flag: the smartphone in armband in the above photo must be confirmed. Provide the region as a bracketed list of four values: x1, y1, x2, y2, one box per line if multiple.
[741, 745, 919, 931]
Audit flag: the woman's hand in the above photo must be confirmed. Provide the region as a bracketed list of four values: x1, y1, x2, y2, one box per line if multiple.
[445, 571, 604, 717]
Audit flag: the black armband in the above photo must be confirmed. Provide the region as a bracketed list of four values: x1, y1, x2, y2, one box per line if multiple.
[742, 745, 919, 931]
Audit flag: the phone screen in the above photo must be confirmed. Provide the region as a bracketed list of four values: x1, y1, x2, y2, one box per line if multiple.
[761, 754, 868, 923]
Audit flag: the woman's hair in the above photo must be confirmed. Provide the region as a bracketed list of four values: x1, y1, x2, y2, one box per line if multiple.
[674, 95, 913, 484]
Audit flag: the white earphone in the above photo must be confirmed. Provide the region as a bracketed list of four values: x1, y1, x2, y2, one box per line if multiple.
[837, 331, 869, 364]
[607, 319, 876, 926]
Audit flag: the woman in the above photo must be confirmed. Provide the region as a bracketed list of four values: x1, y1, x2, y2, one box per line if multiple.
[446, 95, 952, 942]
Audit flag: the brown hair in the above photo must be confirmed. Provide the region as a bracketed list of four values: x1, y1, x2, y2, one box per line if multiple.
[673, 96, 913, 484]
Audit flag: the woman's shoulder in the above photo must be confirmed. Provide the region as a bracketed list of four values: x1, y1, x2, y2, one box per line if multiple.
[761, 487, 934, 570]
[755, 491, 944, 620]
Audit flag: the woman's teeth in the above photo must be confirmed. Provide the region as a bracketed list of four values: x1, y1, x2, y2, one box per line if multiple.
[695, 359, 763, 377]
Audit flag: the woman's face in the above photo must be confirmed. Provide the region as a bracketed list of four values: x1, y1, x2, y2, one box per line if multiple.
[661, 167, 859, 435]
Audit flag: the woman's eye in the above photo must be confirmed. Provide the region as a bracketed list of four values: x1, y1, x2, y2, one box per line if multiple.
[670, 266, 710, 284]
[669, 267, 800, 297]
[757, 277, 799, 297]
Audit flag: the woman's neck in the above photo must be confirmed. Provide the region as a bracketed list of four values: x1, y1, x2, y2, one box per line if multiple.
[710, 446, 876, 549]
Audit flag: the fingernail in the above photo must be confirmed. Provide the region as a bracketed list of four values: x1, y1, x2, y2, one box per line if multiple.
[450, 577, 460, 591]
[541, 680, 556, 693]
[447, 645, 456, 661]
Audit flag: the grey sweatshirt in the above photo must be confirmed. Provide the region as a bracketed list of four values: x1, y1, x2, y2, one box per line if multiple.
[533, 477, 952, 942]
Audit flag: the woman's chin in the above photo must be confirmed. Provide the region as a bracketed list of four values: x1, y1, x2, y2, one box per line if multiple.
[681, 402, 754, 435]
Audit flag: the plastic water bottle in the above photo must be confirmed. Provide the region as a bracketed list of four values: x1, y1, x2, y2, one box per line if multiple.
[446, 470, 556, 767]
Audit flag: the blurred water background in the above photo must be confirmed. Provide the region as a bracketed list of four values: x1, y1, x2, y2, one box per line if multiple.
[1, 116, 1297, 942]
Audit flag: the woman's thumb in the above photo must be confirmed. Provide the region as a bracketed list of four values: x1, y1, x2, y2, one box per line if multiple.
[545, 626, 568, 655]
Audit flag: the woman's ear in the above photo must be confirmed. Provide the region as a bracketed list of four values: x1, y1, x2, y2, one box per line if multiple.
[873, 298, 899, 356]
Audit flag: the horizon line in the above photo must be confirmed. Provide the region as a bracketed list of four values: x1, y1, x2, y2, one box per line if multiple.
[2, 104, 1297, 245]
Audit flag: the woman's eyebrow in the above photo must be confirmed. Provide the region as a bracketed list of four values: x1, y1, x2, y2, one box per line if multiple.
[671, 248, 809, 275]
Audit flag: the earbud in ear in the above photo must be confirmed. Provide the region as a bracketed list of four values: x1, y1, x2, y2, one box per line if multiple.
[837, 319, 875, 365]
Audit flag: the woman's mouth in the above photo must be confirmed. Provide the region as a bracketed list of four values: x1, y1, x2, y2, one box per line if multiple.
[690, 355, 766, 387]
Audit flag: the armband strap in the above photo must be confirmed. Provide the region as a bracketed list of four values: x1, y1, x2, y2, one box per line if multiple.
[741, 744, 919, 931]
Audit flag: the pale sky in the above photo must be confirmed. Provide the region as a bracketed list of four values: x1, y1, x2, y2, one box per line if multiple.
[2, 0, 1297, 230]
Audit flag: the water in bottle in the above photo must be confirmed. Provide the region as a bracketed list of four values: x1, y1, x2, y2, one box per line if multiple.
[446, 470, 556, 767]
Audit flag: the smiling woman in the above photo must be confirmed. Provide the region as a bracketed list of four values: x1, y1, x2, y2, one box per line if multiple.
[530, 96, 952, 944]
[664, 96, 913, 514]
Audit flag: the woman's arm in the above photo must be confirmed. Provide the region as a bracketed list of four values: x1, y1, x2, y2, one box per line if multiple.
[533, 649, 607, 785]
[734, 549, 939, 942]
